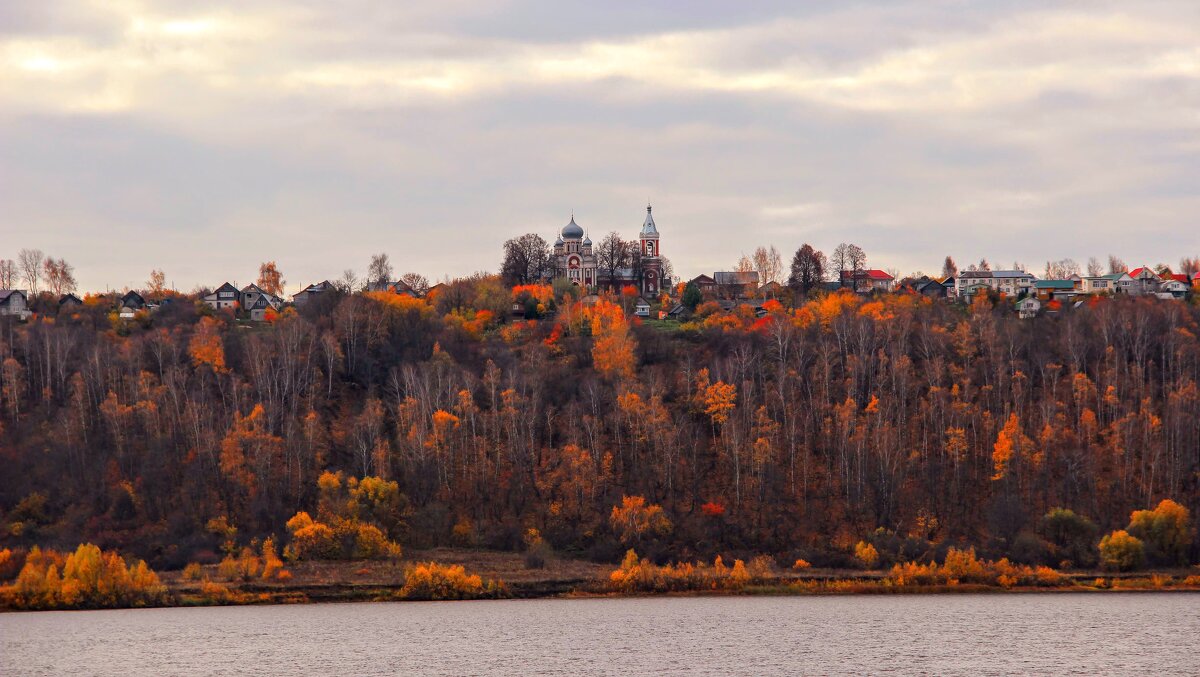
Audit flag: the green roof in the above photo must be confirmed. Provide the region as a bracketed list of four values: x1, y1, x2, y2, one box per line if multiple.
[1035, 280, 1075, 289]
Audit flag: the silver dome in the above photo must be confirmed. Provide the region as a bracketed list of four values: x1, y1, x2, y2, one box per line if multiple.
[562, 216, 584, 239]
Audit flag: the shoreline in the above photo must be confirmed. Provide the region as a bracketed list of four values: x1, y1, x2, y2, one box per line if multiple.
[5, 549, 1198, 612]
[4, 580, 1198, 614]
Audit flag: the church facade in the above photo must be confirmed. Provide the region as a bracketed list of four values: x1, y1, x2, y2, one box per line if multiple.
[552, 204, 665, 296]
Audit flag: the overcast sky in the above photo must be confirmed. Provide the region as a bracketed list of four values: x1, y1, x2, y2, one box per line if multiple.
[2, 0, 1198, 293]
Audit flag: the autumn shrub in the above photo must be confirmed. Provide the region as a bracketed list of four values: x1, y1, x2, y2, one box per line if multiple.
[1038, 508, 1098, 568]
[217, 555, 240, 581]
[747, 555, 775, 579]
[792, 559, 812, 570]
[886, 547, 1068, 588]
[1099, 530, 1145, 572]
[1127, 499, 1191, 566]
[181, 562, 204, 581]
[523, 528, 552, 570]
[0, 544, 168, 610]
[261, 537, 286, 580]
[345, 521, 403, 560]
[854, 541, 880, 569]
[284, 512, 340, 560]
[195, 579, 260, 605]
[398, 562, 505, 601]
[606, 550, 768, 593]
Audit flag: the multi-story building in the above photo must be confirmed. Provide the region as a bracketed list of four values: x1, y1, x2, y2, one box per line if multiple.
[955, 270, 1036, 298]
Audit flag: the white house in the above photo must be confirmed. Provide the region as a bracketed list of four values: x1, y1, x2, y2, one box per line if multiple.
[203, 282, 240, 310]
[956, 270, 1036, 299]
[1017, 296, 1041, 319]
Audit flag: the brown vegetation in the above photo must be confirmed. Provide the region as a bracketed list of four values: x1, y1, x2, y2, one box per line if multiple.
[0, 285, 1198, 593]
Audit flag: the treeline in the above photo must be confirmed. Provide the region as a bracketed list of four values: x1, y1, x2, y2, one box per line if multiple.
[0, 282, 1197, 571]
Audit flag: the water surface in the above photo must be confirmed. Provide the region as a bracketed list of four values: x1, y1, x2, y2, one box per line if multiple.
[2, 593, 1196, 675]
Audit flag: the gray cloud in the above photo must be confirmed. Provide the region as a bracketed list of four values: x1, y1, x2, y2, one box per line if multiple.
[1, 0, 1198, 292]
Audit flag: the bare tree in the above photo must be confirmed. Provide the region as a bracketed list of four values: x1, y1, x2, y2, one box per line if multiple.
[596, 232, 630, 286]
[0, 259, 15, 289]
[42, 257, 77, 295]
[752, 246, 784, 285]
[941, 256, 958, 279]
[977, 258, 991, 271]
[18, 249, 44, 294]
[1086, 257, 1104, 277]
[788, 243, 826, 297]
[1178, 256, 1200, 277]
[1108, 255, 1128, 274]
[831, 243, 866, 288]
[735, 255, 754, 272]
[1044, 259, 1080, 279]
[399, 272, 430, 296]
[500, 234, 551, 286]
[367, 253, 393, 291]
[338, 269, 359, 294]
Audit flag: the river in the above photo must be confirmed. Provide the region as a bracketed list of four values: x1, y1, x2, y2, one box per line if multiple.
[2, 593, 1197, 675]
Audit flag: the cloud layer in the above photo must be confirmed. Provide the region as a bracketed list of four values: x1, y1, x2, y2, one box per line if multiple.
[2, 0, 1198, 291]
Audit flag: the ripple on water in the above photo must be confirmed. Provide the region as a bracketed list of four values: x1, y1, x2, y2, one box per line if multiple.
[1, 593, 1198, 676]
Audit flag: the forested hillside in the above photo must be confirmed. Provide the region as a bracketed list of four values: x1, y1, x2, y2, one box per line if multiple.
[1, 284, 1197, 571]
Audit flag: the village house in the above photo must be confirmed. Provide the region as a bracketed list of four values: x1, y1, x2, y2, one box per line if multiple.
[292, 281, 334, 306]
[203, 282, 240, 311]
[0, 290, 31, 320]
[118, 291, 147, 319]
[245, 294, 275, 321]
[940, 275, 957, 298]
[688, 274, 717, 297]
[915, 278, 949, 299]
[713, 271, 760, 299]
[1017, 295, 1041, 319]
[1034, 280, 1076, 301]
[1158, 278, 1190, 299]
[1073, 274, 1117, 295]
[955, 270, 1036, 298]
[839, 269, 896, 293]
[1127, 267, 1163, 295]
[58, 293, 83, 312]
[386, 279, 418, 296]
[634, 296, 651, 317]
[240, 283, 283, 311]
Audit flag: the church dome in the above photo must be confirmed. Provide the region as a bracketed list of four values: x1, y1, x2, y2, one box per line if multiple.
[562, 216, 584, 239]
[583, 234, 592, 245]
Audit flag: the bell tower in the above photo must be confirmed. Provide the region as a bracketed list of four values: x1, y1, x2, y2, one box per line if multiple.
[639, 203, 663, 296]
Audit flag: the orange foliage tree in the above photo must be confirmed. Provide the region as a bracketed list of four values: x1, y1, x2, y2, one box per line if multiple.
[589, 299, 636, 380]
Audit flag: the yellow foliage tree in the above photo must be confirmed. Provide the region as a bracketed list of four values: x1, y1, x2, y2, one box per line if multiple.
[609, 495, 672, 545]
[1, 544, 167, 610]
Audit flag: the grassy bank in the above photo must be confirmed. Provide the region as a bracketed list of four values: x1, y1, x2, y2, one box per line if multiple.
[6, 548, 1199, 611]
[142, 551, 1200, 607]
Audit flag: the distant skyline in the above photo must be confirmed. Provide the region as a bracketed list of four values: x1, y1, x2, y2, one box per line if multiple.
[2, 1, 1199, 294]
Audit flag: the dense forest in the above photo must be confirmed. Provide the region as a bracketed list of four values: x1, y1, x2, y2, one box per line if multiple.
[1, 282, 1197, 573]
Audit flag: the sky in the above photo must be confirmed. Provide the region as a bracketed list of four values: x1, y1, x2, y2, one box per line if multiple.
[2, 0, 1198, 293]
